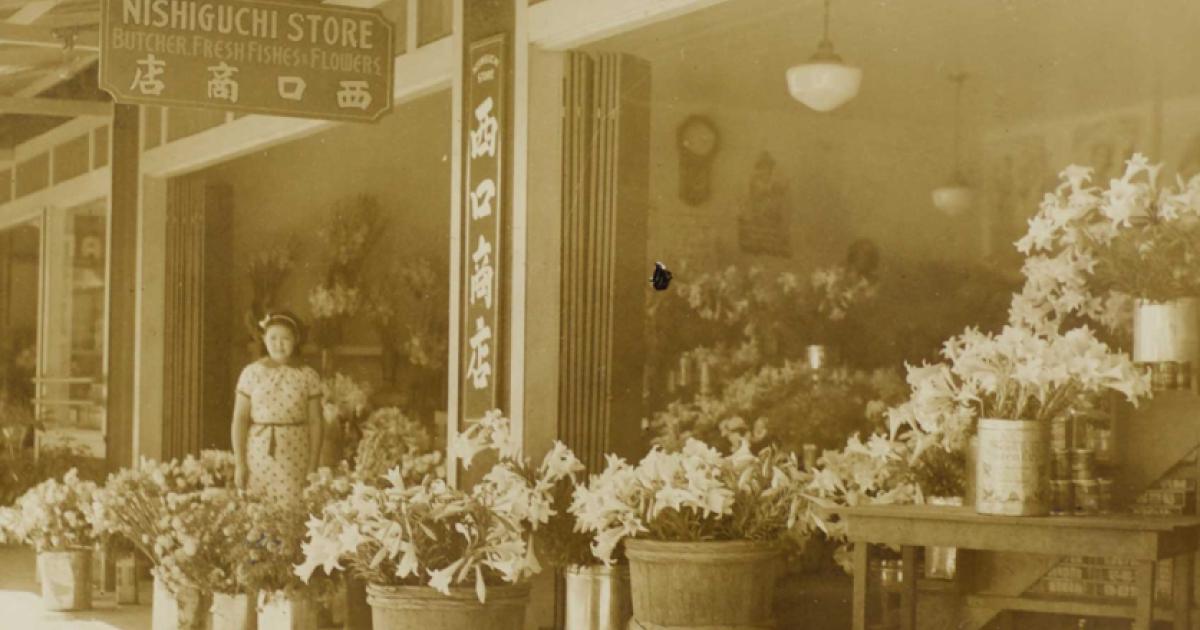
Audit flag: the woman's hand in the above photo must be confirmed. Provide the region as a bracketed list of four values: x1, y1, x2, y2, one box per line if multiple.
[235, 462, 249, 489]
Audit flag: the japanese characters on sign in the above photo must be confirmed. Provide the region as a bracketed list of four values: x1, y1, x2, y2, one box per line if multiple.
[462, 35, 504, 424]
[99, 0, 393, 122]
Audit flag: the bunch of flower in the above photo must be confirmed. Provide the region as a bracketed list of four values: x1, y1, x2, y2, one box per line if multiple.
[91, 453, 235, 583]
[322, 373, 371, 425]
[308, 282, 362, 320]
[1013, 154, 1200, 334]
[645, 360, 905, 456]
[150, 488, 251, 595]
[231, 492, 337, 603]
[805, 432, 920, 569]
[810, 265, 878, 323]
[354, 407, 445, 485]
[8, 469, 100, 551]
[247, 239, 296, 307]
[296, 410, 578, 602]
[318, 195, 386, 275]
[569, 439, 810, 564]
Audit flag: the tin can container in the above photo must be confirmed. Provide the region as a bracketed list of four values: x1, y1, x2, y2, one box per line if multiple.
[116, 555, 138, 605]
[1097, 478, 1113, 514]
[1179, 361, 1193, 391]
[1162, 362, 1181, 390]
[1051, 449, 1072, 480]
[1094, 428, 1115, 466]
[1050, 480, 1074, 515]
[1074, 480, 1100, 515]
[975, 419, 1049, 515]
[1071, 448, 1095, 481]
[802, 444, 819, 470]
[1050, 417, 1071, 451]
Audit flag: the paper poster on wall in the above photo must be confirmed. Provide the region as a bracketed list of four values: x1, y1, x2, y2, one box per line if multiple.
[737, 151, 791, 258]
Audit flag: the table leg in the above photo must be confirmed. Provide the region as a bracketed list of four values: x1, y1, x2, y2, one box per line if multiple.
[853, 542, 868, 630]
[901, 546, 918, 630]
[1135, 559, 1156, 630]
[1175, 553, 1194, 630]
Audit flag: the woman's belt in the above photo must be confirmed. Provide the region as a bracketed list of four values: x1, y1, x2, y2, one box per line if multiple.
[250, 420, 306, 457]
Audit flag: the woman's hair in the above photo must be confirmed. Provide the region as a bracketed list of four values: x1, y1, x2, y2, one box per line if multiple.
[258, 310, 307, 348]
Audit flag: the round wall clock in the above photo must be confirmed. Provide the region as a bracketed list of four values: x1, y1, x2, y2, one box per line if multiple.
[677, 115, 719, 205]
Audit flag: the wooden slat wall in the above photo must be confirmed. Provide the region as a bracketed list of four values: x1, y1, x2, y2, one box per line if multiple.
[162, 176, 206, 459]
[558, 53, 649, 472]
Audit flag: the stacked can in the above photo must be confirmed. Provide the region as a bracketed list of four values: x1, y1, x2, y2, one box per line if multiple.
[1144, 360, 1193, 392]
[1049, 416, 1073, 515]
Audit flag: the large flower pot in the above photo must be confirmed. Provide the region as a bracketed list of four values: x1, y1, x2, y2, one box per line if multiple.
[257, 590, 317, 630]
[975, 418, 1048, 516]
[624, 539, 781, 629]
[345, 575, 373, 630]
[211, 592, 257, 630]
[565, 564, 631, 630]
[153, 576, 211, 630]
[38, 548, 93, 611]
[365, 582, 529, 630]
[1134, 297, 1200, 390]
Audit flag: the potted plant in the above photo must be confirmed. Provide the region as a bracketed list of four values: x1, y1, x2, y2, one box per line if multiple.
[569, 439, 810, 629]
[93, 451, 235, 629]
[301, 466, 362, 630]
[913, 325, 1149, 515]
[296, 409, 576, 630]
[319, 373, 372, 467]
[353, 407, 445, 485]
[911, 445, 966, 579]
[8, 468, 100, 611]
[1015, 154, 1200, 383]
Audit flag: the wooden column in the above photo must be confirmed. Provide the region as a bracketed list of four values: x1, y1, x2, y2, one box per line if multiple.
[105, 104, 138, 472]
[557, 51, 649, 469]
[162, 177, 233, 459]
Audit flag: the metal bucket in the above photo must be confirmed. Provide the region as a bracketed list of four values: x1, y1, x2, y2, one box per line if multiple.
[1134, 298, 1200, 390]
[564, 564, 631, 630]
[975, 419, 1048, 516]
[211, 592, 257, 630]
[923, 496, 961, 579]
[39, 548, 93, 611]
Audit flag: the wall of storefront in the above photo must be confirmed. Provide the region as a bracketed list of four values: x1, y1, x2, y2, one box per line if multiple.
[204, 88, 453, 415]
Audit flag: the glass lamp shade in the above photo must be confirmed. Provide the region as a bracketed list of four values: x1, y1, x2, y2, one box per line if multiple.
[931, 184, 975, 217]
[786, 61, 862, 112]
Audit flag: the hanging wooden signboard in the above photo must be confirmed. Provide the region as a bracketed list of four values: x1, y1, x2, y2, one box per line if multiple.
[460, 33, 505, 424]
[98, 0, 394, 122]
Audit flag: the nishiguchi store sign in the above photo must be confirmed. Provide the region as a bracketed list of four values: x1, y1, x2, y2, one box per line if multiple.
[99, 0, 394, 122]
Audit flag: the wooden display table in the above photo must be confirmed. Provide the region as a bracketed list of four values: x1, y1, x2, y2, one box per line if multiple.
[830, 504, 1200, 630]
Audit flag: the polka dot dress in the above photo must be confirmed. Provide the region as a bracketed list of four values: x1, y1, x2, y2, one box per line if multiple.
[236, 360, 322, 509]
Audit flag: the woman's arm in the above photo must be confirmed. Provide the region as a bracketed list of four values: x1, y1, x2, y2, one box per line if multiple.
[308, 396, 324, 472]
[231, 393, 251, 487]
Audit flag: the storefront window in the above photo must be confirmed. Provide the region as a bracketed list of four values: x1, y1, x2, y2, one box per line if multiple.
[36, 200, 108, 458]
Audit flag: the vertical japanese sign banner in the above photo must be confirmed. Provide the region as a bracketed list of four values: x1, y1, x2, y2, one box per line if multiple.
[461, 34, 504, 425]
[99, 0, 394, 121]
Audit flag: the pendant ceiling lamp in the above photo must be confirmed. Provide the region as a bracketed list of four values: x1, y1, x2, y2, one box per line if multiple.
[931, 72, 974, 217]
[786, 0, 862, 112]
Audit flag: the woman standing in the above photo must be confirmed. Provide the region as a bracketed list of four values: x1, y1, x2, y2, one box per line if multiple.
[231, 311, 323, 508]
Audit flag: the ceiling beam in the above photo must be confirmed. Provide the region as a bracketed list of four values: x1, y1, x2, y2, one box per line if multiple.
[10, 0, 64, 25]
[16, 52, 96, 96]
[0, 95, 109, 117]
[0, 23, 98, 50]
